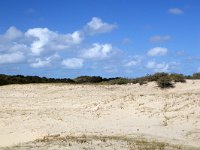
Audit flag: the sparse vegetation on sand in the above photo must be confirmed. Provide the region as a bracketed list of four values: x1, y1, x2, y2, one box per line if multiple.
[0, 72, 198, 88]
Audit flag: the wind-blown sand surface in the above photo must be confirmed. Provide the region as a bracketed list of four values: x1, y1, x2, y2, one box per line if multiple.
[0, 80, 200, 149]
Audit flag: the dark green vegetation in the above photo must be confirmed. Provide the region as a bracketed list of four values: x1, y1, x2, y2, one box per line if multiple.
[0, 74, 75, 86]
[74, 76, 103, 84]
[0, 72, 199, 88]
[156, 76, 173, 88]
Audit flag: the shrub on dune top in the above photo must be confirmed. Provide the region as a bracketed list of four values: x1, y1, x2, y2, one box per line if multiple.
[156, 76, 173, 88]
[74, 76, 103, 84]
[192, 72, 200, 79]
[147, 72, 169, 82]
[170, 73, 186, 83]
[108, 78, 130, 85]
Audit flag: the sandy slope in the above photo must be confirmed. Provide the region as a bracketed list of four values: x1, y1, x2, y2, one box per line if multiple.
[0, 80, 200, 149]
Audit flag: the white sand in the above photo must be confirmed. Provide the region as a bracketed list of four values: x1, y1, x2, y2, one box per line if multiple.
[0, 80, 200, 148]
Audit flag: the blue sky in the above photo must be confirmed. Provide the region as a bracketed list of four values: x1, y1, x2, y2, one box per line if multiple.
[0, 0, 200, 78]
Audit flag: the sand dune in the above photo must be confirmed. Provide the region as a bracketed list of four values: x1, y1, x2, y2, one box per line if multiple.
[0, 80, 200, 149]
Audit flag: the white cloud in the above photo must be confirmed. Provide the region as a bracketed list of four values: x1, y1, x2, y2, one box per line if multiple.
[25, 28, 83, 55]
[30, 58, 51, 68]
[9, 43, 28, 52]
[0, 28, 26, 65]
[146, 61, 169, 72]
[25, 28, 53, 55]
[0, 26, 23, 42]
[0, 27, 25, 53]
[124, 55, 142, 67]
[85, 17, 117, 35]
[149, 35, 170, 42]
[62, 58, 83, 69]
[0, 17, 118, 68]
[81, 43, 113, 60]
[0, 42, 29, 54]
[30, 53, 60, 68]
[71, 31, 83, 44]
[168, 8, 183, 15]
[147, 47, 168, 56]
[0, 52, 25, 65]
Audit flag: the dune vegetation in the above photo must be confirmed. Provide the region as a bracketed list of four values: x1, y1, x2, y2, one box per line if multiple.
[0, 72, 198, 88]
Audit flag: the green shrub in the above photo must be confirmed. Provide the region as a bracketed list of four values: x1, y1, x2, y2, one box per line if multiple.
[74, 76, 103, 84]
[170, 73, 186, 83]
[133, 78, 147, 85]
[184, 75, 192, 79]
[147, 73, 169, 82]
[56, 78, 75, 84]
[138, 80, 147, 85]
[156, 76, 173, 88]
[0, 74, 75, 86]
[109, 78, 130, 85]
[132, 73, 169, 85]
[131, 79, 138, 84]
[0, 78, 9, 86]
[192, 73, 200, 79]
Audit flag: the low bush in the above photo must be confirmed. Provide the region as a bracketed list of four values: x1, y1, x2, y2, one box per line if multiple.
[74, 76, 103, 84]
[132, 78, 147, 85]
[147, 73, 169, 82]
[192, 73, 200, 79]
[156, 76, 173, 88]
[170, 73, 186, 83]
[108, 78, 130, 85]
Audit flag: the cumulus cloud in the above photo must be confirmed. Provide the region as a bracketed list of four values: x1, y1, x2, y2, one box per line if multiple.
[168, 8, 183, 15]
[9, 44, 28, 53]
[30, 54, 60, 68]
[147, 47, 168, 56]
[62, 58, 83, 69]
[0, 43, 28, 54]
[85, 17, 117, 35]
[81, 43, 113, 59]
[25, 28, 83, 55]
[30, 58, 51, 68]
[0, 27, 26, 54]
[146, 61, 169, 72]
[0, 52, 25, 65]
[0, 26, 23, 42]
[25, 28, 53, 55]
[0, 27, 26, 66]
[0, 17, 119, 69]
[149, 35, 170, 43]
